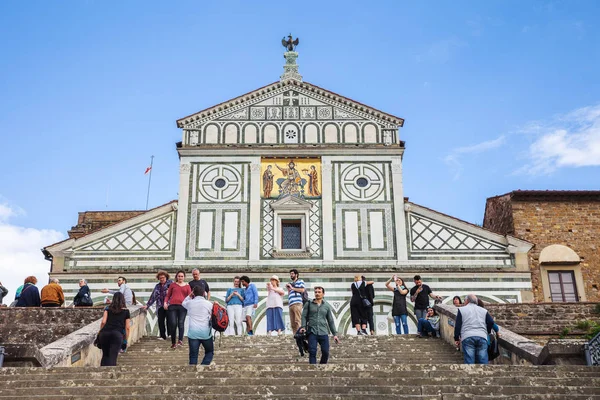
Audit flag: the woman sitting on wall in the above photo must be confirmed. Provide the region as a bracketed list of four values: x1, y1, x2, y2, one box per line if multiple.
[15, 276, 41, 307]
[98, 292, 130, 366]
[417, 307, 440, 338]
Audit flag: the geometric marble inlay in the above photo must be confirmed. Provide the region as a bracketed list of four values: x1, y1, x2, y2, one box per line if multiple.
[80, 215, 172, 252]
[409, 214, 504, 252]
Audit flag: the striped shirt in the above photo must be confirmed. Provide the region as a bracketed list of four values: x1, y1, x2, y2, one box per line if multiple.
[288, 279, 305, 306]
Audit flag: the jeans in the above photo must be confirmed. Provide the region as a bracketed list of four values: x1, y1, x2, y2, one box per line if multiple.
[417, 318, 436, 335]
[167, 305, 187, 345]
[394, 315, 409, 334]
[414, 308, 427, 321]
[308, 334, 330, 365]
[462, 336, 489, 365]
[188, 338, 214, 365]
[156, 307, 169, 339]
[226, 304, 243, 335]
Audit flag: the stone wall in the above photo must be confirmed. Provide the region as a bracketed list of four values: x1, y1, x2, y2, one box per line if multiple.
[67, 211, 145, 239]
[513, 198, 600, 302]
[483, 194, 514, 236]
[0, 306, 146, 367]
[484, 192, 600, 302]
[485, 302, 600, 336]
[0, 308, 104, 366]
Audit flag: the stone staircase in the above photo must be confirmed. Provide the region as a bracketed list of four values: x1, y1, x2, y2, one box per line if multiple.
[1, 334, 600, 399]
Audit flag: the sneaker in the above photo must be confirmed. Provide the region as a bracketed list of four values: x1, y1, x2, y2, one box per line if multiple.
[119, 349, 125, 354]
[247, 331, 254, 336]
[157, 337, 166, 340]
[361, 329, 368, 335]
[177, 340, 184, 347]
[357, 331, 365, 335]
[171, 343, 177, 349]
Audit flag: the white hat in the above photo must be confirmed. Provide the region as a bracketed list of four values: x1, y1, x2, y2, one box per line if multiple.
[270, 275, 280, 282]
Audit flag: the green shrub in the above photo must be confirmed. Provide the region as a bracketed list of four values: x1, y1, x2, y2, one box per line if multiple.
[576, 320, 591, 330]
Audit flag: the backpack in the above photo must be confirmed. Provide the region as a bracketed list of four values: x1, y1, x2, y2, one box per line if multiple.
[211, 302, 229, 333]
[302, 287, 309, 304]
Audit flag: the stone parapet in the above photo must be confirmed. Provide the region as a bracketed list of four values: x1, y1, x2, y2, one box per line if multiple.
[0, 306, 147, 367]
[485, 302, 600, 336]
[435, 303, 549, 365]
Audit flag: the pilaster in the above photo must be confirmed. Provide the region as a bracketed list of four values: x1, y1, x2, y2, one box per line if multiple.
[321, 158, 334, 261]
[174, 162, 191, 263]
[391, 157, 408, 261]
[248, 159, 262, 261]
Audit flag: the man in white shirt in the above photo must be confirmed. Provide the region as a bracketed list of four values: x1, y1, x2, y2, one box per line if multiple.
[101, 276, 133, 305]
[182, 285, 214, 365]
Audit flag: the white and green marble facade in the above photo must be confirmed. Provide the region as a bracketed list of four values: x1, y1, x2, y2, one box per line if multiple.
[45, 74, 533, 335]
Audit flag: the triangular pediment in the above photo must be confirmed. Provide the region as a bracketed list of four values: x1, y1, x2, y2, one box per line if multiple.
[270, 194, 313, 210]
[45, 202, 178, 256]
[176, 80, 404, 129]
[405, 203, 511, 253]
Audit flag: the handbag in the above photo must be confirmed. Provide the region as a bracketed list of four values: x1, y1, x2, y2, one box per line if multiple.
[93, 333, 101, 348]
[488, 332, 500, 361]
[362, 298, 372, 307]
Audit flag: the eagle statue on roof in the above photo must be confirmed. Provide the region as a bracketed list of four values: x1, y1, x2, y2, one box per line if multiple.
[282, 34, 299, 52]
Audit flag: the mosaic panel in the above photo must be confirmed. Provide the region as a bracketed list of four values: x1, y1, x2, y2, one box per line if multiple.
[261, 158, 321, 199]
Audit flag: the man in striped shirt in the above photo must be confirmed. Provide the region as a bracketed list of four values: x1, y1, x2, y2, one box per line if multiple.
[286, 269, 305, 334]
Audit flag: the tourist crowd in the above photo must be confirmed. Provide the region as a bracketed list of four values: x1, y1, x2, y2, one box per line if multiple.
[2, 271, 499, 367]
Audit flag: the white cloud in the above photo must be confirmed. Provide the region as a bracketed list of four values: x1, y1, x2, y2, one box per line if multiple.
[0, 200, 64, 304]
[444, 136, 506, 180]
[519, 104, 600, 175]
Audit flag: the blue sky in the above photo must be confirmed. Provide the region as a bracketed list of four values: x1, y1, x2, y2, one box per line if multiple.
[0, 1, 599, 297]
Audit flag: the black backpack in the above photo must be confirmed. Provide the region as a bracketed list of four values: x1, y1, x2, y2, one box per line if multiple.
[302, 286, 309, 304]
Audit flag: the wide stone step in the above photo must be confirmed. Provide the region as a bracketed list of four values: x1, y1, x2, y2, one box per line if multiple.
[1, 383, 599, 397]
[2, 364, 599, 375]
[0, 396, 434, 400]
[4, 376, 600, 389]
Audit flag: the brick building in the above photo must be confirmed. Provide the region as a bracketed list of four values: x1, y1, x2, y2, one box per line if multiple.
[483, 190, 600, 303]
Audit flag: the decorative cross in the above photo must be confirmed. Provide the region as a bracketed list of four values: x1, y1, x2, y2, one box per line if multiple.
[283, 90, 299, 106]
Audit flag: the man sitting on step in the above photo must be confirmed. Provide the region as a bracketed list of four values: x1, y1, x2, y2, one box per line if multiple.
[300, 286, 340, 365]
[454, 294, 495, 365]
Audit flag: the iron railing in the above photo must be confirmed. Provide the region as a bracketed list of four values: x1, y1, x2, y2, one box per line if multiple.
[584, 330, 600, 366]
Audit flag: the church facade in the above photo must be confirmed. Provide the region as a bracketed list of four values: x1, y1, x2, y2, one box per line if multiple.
[44, 45, 533, 335]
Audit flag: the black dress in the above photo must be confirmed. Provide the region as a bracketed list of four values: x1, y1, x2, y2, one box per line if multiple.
[350, 281, 368, 326]
[392, 286, 408, 316]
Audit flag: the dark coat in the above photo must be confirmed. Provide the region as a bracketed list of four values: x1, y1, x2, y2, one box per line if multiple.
[350, 281, 368, 306]
[73, 285, 93, 306]
[15, 283, 41, 307]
